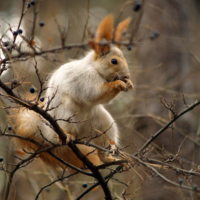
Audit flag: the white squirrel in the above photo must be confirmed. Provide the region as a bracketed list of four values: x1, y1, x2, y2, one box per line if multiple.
[10, 14, 133, 169]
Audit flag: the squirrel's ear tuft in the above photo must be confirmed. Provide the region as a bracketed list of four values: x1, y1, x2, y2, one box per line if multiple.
[113, 17, 131, 48]
[94, 14, 114, 56]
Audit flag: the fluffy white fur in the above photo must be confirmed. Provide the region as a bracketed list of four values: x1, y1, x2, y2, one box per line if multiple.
[43, 47, 125, 147]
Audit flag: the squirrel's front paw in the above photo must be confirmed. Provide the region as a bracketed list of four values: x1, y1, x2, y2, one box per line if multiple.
[124, 79, 134, 90]
[114, 80, 127, 91]
[57, 133, 75, 145]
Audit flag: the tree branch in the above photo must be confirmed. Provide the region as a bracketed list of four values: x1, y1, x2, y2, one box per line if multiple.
[135, 100, 200, 156]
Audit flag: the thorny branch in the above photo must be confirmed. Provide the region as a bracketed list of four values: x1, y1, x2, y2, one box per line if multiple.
[121, 152, 200, 193]
[0, 40, 138, 65]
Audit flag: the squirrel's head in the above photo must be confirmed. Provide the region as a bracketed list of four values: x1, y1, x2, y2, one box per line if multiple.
[89, 14, 131, 82]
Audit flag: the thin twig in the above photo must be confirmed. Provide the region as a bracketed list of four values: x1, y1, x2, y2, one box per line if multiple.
[135, 100, 200, 156]
[35, 171, 79, 200]
[76, 166, 123, 200]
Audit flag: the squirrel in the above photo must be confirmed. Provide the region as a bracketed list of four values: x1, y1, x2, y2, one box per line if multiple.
[9, 14, 133, 170]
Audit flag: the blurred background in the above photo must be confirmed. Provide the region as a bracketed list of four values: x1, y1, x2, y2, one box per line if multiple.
[1, 0, 200, 199]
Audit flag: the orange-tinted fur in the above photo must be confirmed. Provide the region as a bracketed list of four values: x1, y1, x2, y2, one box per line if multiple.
[114, 18, 131, 44]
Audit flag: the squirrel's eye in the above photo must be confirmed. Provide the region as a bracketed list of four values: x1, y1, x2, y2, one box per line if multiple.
[111, 58, 118, 65]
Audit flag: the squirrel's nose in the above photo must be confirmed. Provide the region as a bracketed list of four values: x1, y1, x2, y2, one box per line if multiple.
[124, 74, 130, 79]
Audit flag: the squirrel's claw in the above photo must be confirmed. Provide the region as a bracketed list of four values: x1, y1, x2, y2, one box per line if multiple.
[123, 78, 134, 91]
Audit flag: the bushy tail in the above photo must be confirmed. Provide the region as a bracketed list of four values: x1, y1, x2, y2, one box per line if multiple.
[9, 106, 44, 151]
[8, 100, 101, 170]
